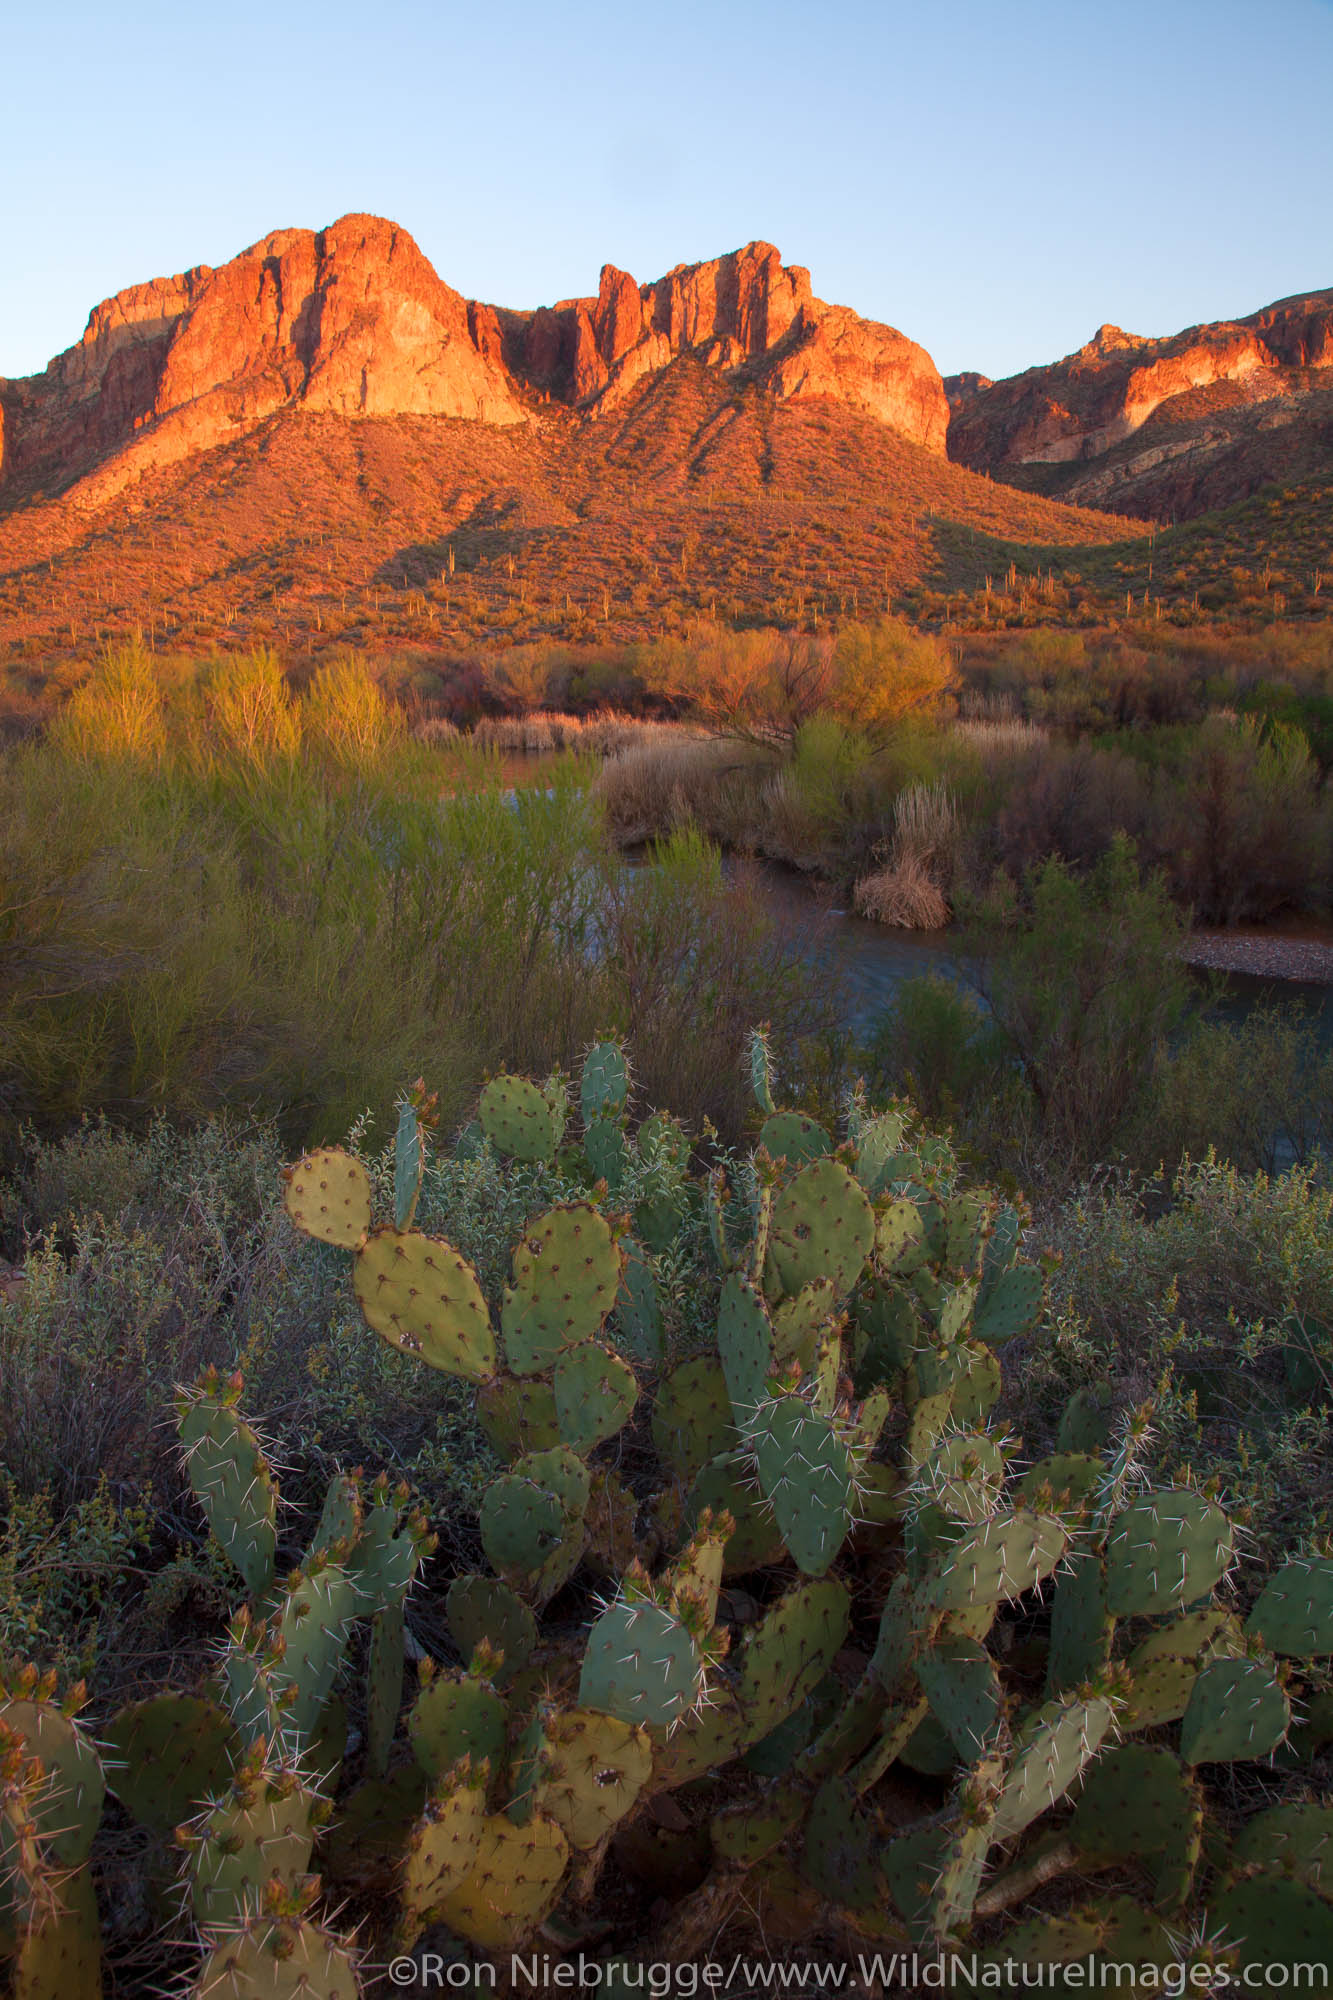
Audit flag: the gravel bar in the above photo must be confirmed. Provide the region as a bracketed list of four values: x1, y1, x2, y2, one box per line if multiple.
[1182, 931, 1333, 983]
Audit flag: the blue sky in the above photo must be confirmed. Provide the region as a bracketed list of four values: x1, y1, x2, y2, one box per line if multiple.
[3, 0, 1330, 384]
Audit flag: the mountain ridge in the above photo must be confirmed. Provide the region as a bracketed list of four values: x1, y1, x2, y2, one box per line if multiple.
[3, 218, 1330, 662]
[946, 286, 1333, 518]
[0, 215, 948, 512]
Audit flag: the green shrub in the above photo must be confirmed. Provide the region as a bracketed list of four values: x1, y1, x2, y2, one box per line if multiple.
[964, 834, 1194, 1179]
[1146, 1001, 1333, 1174]
[1011, 1155, 1333, 1568]
[860, 972, 1013, 1133]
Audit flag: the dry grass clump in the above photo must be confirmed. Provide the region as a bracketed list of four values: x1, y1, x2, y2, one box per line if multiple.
[473, 710, 585, 753]
[413, 716, 462, 745]
[854, 853, 950, 927]
[955, 715, 1049, 760]
[853, 779, 958, 929]
[593, 734, 758, 845]
[471, 710, 697, 756]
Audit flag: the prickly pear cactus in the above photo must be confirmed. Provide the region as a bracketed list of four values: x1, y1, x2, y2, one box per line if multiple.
[479, 1072, 566, 1163]
[13, 1037, 1333, 1995]
[177, 1369, 278, 1599]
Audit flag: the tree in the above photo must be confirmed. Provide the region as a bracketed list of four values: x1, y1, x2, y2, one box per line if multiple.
[964, 833, 1194, 1174]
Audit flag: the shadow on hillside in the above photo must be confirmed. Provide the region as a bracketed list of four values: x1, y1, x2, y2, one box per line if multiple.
[371, 493, 575, 590]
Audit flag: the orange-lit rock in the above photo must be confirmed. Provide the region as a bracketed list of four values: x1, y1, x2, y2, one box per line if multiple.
[0, 218, 955, 506]
[947, 291, 1333, 515]
[1, 215, 525, 507]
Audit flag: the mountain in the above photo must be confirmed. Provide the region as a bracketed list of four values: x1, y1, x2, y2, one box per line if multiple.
[0, 215, 948, 512]
[0, 216, 1155, 660]
[945, 291, 1333, 520]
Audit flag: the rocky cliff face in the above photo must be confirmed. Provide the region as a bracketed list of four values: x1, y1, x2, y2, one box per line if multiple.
[947, 292, 1333, 517]
[501, 241, 948, 452]
[0, 217, 527, 508]
[0, 220, 948, 509]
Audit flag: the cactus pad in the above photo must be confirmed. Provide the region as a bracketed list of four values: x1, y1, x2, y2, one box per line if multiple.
[581, 1041, 630, 1123]
[270, 1565, 359, 1747]
[353, 1226, 495, 1382]
[852, 1273, 922, 1380]
[104, 1693, 237, 1835]
[346, 1477, 432, 1614]
[1104, 1489, 1234, 1617]
[852, 1109, 910, 1193]
[477, 1373, 562, 1459]
[875, 1196, 927, 1271]
[1014, 1452, 1102, 1521]
[949, 1341, 1002, 1427]
[736, 1578, 850, 1741]
[757, 1111, 831, 1166]
[398, 1764, 488, 1939]
[1181, 1655, 1290, 1765]
[765, 1158, 875, 1302]
[745, 1393, 856, 1577]
[0, 1696, 104, 1867]
[479, 1073, 565, 1163]
[186, 1764, 317, 1930]
[770, 1278, 837, 1369]
[583, 1115, 628, 1191]
[553, 1340, 638, 1454]
[283, 1146, 372, 1250]
[191, 1912, 360, 2000]
[917, 1430, 1007, 1524]
[651, 1357, 735, 1482]
[1121, 1609, 1244, 1730]
[944, 1191, 993, 1275]
[718, 1272, 776, 1419]
[917, 1635, 1002, 1761]
[480, 1477, 568, 1594]
[711, 1789, 804, 1868]
[585, 1468, 641, 1575]
[972, 1261, 1044, 1345]
[579, 1599, 705, 1731]
[8, 1861, 102, 2000]
[1232, 1803, 1333, 1891]
[1224, 1876, 1333, 1970]
[1072, 1744, 1202, 1908]
[993, 1691, 1117, 1842]
[1046, 1556, 1113, 1693]
[177, 1377, 278, 1600]
[437, 1807, 570, 1952]
[615, 1239, 664, 1363]
[392, 1100, 423, 1231]
[409, 1673, 507, 1782]
[1247, 1554, 1333, 1656]
[518, 1706, 651, 1848]
[501, 1202, 623, 1373]
[446, 1575, 538, 1685]
[924, 1508, 1069, 1612]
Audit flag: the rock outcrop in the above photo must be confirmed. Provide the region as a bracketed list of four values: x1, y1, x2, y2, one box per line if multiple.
[0, 216, 526, 507]
[0, 222, 949, 508]
[947, 291, 1333, 516]
[504, 241, 948, 451]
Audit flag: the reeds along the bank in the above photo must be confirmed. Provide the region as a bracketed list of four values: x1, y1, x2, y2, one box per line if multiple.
[954, 715, 1049, 760]
[469, 710, 699, 756]
[591, 733, 751, 845]
[853, 852, 950, 927]
[853, 778, 958, 929]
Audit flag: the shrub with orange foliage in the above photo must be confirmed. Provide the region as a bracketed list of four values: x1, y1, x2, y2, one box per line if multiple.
[638, 616, 956, 741]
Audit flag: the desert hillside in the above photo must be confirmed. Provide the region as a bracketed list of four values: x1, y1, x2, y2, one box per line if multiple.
[0, 216, 1155, 658]
[946, 288, 1333, 518]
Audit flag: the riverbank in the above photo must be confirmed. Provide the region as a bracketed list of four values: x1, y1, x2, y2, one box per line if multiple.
[1181, 924, 1333, 983]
